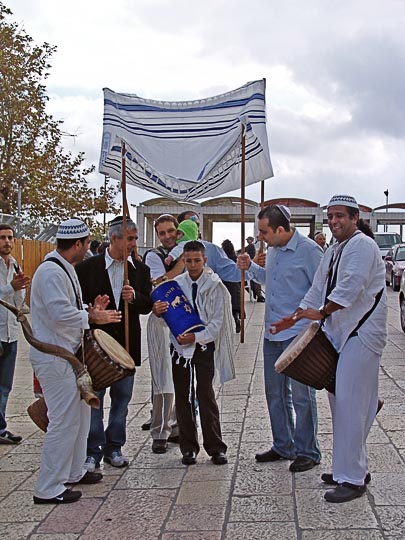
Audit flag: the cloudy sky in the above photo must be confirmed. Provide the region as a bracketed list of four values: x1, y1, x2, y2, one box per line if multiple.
[6, 0, 405, 243]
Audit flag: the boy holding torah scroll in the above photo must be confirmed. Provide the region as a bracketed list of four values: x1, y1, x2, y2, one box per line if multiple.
[152, 241, 235, 466]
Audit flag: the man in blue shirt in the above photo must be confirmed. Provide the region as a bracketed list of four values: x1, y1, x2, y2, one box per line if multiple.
[238, 204, 323, 472]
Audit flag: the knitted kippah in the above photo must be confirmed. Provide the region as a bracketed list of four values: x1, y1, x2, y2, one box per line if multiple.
[327, 194, 359, 209]
[56, 219, 90, 239]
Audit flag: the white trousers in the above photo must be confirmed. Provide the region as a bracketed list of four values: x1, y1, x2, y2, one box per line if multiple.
[32, 358, 91, 499]
[328, 336, 380, 486]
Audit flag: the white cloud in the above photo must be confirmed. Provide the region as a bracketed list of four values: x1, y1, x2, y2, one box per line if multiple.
[5, 0, 405, 222]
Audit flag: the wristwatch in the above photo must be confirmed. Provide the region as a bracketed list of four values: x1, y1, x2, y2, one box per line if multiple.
[319, 306, 330, 319]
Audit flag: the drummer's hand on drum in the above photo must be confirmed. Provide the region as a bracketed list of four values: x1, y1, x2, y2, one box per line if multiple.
[152, 300, 169, 317]
[177, 332, 195, 345]
[270, 307, 324, 334]
[237, 253, 251, 270]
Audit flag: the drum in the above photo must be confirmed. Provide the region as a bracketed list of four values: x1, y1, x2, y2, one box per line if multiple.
[151, 279, 205, 336]
[274, 322, 338, 393]
[77, 329, 136, 391]
[27, 397, 48, 432]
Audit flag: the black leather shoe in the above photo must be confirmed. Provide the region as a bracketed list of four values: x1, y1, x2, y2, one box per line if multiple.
[256, 296, 265, 303]
[182, 451, 197, 465]
[289, 456, 320, 472]
[321, 472, 371, 486]
[66, 471, 103, 485]
[152, 439, 168, 454]
[324, 482, 366, 503]
[33, 489, 82, 504]
[141, 419, 152, 431]
[211, 452, 228, 465]
[255, 448, 284, 462]
[167, 435, 180, 444]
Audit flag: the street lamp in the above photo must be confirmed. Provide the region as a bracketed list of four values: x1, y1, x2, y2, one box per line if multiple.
[384, 189, 389, 232]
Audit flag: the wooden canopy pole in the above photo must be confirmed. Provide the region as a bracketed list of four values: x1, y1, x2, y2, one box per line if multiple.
[121, 141, 130, 352]
[240, 125, 246, 344]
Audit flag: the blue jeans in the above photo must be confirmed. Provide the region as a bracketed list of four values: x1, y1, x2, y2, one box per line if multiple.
[87, 375, 134, 462]
[0, 341, 18, 432]
[263, 338, 321, 462]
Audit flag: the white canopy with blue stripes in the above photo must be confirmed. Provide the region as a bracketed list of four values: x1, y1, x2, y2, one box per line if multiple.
[99, 79, 273, 201]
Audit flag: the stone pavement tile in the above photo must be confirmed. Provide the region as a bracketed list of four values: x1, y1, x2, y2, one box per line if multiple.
[234, 462, 292, 495]
[301, 531, 384, 539]
[369, 473, 405, 505]
[367, 445, 405, 472]
[220, 411, 248, 423]
[294, 452, 333, 489]
[0, 523, 38, 539]
[129, 446, 185, 469]
[229, 494, 294, 522]
[80, 489, 174, 539]
[241, 428, 271, 442]
[318, 433, 333, 449]
[116, 467, 185, 489]
[31, 535, 79, 540]
[0, 490, 53, 522]
[295, 489, 378, 529]
[176, 479, 231, 505]
[36, 497, 103, 534]
[387, 430, 405, 448]
[165, 503, 226, 531]
[377, 506, 405, 539]
[79, 474, 121, 497]
[367, 426, 391, 444]
[225, 522, 296, 540]
[8, 437, 43, 454]
[0, 451, 40, 472]
[221, 421, 243, 434]
[0, 471, 32, 497]
[380, 403, 405, 415]
[184, 461, 235, 482]
[377, 415, 405, 431]
[162, 532, 221, 540]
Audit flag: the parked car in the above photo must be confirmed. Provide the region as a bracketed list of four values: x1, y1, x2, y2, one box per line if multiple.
[399, 272, 405, 332]
[384, 244, 405, 291]
[374, 232, 402, 259]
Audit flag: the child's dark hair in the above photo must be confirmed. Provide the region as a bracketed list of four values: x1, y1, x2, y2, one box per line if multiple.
[183, 240, 205, 254]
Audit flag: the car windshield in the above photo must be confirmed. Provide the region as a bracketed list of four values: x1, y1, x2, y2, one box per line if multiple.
[396, 248, 405, 261]
[375, 234, 402, 248]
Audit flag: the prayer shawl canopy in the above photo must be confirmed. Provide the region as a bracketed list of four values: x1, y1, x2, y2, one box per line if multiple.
[99, 80, 273, 201]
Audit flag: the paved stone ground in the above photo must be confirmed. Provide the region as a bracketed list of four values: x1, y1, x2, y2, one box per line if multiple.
[0, 288, 404, 540]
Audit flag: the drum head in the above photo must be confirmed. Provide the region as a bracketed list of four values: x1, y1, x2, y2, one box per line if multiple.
[93, 329, 135, 370]
[274, 321, 320, 373]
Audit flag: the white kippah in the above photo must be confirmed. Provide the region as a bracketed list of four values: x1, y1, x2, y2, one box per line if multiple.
[275, 204, 291, 221]
[56, 219, 90, 239]
[327, 194, 359, 209]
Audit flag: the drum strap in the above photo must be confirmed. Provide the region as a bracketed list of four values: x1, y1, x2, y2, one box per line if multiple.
[45, 257, 82, 309]
[348, 288, 384, 338]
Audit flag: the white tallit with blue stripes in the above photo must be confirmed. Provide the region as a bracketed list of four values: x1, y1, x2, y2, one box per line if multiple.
[99, 79, 273, 200]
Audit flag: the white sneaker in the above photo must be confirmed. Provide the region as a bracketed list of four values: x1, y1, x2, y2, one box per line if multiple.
[84, 456, 97, 472]
[104, 450, 129, 468]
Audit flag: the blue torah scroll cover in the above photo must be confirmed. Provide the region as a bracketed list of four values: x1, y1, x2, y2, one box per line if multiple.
[151, 280, 205, 336]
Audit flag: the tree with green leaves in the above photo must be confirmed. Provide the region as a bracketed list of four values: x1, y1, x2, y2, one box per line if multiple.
[0, 3, 119, 235]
